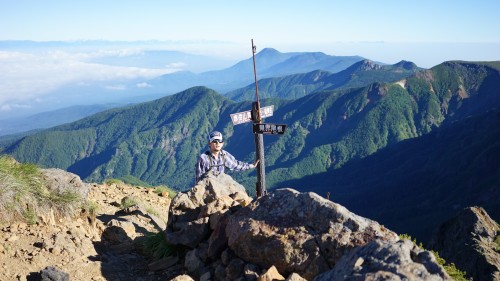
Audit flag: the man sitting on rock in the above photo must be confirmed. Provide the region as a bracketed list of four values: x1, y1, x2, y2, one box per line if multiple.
[195, 131, 259, 182]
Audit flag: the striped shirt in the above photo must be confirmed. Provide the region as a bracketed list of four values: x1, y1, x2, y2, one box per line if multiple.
[195, 149, 254, 182]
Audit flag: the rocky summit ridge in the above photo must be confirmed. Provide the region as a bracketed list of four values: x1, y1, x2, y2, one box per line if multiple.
[164, 173, 451, 281]
[2, 168, 498, 280]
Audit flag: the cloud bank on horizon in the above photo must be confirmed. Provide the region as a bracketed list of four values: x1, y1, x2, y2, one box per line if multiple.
[0, 0, 499, 119]
[0, 45, 184, 117]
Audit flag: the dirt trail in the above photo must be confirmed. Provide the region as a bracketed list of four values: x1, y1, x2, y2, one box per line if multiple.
[0, 182, 172, 281]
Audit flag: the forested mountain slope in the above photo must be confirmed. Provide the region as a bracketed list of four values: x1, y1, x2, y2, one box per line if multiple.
[4, 61, 499, 197]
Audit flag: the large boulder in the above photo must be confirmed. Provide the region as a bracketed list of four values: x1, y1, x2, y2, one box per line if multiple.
[41, 168, 90, 199]
[165, 172, 252, 248]
[429, 206, 500, 281]
[225, 188, 399, 280]
[314, 239, 452, 280]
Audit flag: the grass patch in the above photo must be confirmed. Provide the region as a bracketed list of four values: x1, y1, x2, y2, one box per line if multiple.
[104, 178, 124, 186]
[399, 234, 468, 281]
[119, 175, 152, 187]
[143, 230, 185, 260]
[153, 185, 177, 199]
[82, 200, 99, 217]
[120, 196, 162, 218]
[121, 196, 139, 209]
[0, 155, 84, 225]
[145, 206, 159, 217]
[105, 176, 154, 188]
[431, 251, 469, 281]
[494, 233, 500, 252]
[105, 177, 177, 200]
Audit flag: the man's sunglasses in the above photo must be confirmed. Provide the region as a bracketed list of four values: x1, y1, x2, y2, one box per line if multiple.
[211, 140, 224, 144]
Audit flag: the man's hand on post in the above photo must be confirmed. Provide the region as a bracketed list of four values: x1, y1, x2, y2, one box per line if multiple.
[250, 159, 260, 169]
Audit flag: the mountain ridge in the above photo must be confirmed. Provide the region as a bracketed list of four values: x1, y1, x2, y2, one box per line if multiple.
[225, 59, 422, 102]
[3, 60, 499, 250]
[5, 60, 498, 192]
[148, 48, 365, 94]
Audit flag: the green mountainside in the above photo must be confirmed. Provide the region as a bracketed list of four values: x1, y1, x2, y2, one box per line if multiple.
[5, 87, 229, 188]
[225, 59, 421, 102]
[4, 61, 499, 205]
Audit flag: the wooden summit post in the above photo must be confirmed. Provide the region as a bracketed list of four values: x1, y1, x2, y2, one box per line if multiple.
[229, 40, 286, 198]
[251, 39, 266, 197]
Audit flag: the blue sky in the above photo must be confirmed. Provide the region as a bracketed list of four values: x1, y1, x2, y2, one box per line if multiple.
[0, 0, 499, 119]
[2, 0, 499, 63]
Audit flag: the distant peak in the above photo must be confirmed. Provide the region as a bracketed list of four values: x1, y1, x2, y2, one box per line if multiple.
[259, 47, 279, 54]
[350, 59, 381, 71]
[257, 48, 281, 57]
[393, 60, 418, 70]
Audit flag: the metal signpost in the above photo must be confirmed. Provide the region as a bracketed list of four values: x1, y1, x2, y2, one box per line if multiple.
[230, 39, 287, 197]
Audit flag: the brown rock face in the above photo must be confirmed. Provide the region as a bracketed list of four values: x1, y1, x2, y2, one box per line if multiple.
[225, 188, 399, 280]
[429, 206, 500, 281]
[0, 177, 172, 281]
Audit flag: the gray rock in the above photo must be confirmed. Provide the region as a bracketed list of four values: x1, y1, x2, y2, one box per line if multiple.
[41, 168, 90, 199]
[102, 219, 136, 244]
[226, 188, 398, 280]
[40, 266, 69, 281]
[243, 263, 260, 281]
[221, 248, 234, 266]
[185, 249, 203, 274]
[200, 271, 211, 281]
[225, 258, 245, 280]
[214, 263, 226, 281]
[167, 217, 210, 248]
[207, 211, 231, 259]
[165, 173, 252, 248]
[429, 206, 500, 281]
[314, 239, 452, 281]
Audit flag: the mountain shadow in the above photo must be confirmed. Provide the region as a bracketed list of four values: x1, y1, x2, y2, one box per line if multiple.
[67, 149, 116, 179]
[279, 108, 500, 244]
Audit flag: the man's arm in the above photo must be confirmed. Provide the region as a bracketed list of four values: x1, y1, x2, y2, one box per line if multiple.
[195, 154, 209, 182]
[223, 150, 256, 171]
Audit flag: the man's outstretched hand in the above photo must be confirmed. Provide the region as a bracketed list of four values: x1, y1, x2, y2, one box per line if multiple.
[251, 159, 260, 168]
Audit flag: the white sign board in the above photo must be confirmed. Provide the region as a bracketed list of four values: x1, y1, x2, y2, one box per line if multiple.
[230, 105, 274, 125]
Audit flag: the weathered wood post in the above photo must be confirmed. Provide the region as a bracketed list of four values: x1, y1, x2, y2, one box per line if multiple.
[251, 39, 267, 197]
[229, 40, 286, 198]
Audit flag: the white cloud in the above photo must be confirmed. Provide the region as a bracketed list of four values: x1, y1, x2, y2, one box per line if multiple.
[0, 103, 32, 112]
[0, 50, 181, 109]
[104, 85, 127, 91]
[165, 62, 186, 68]
[136, 82, 152, 88]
